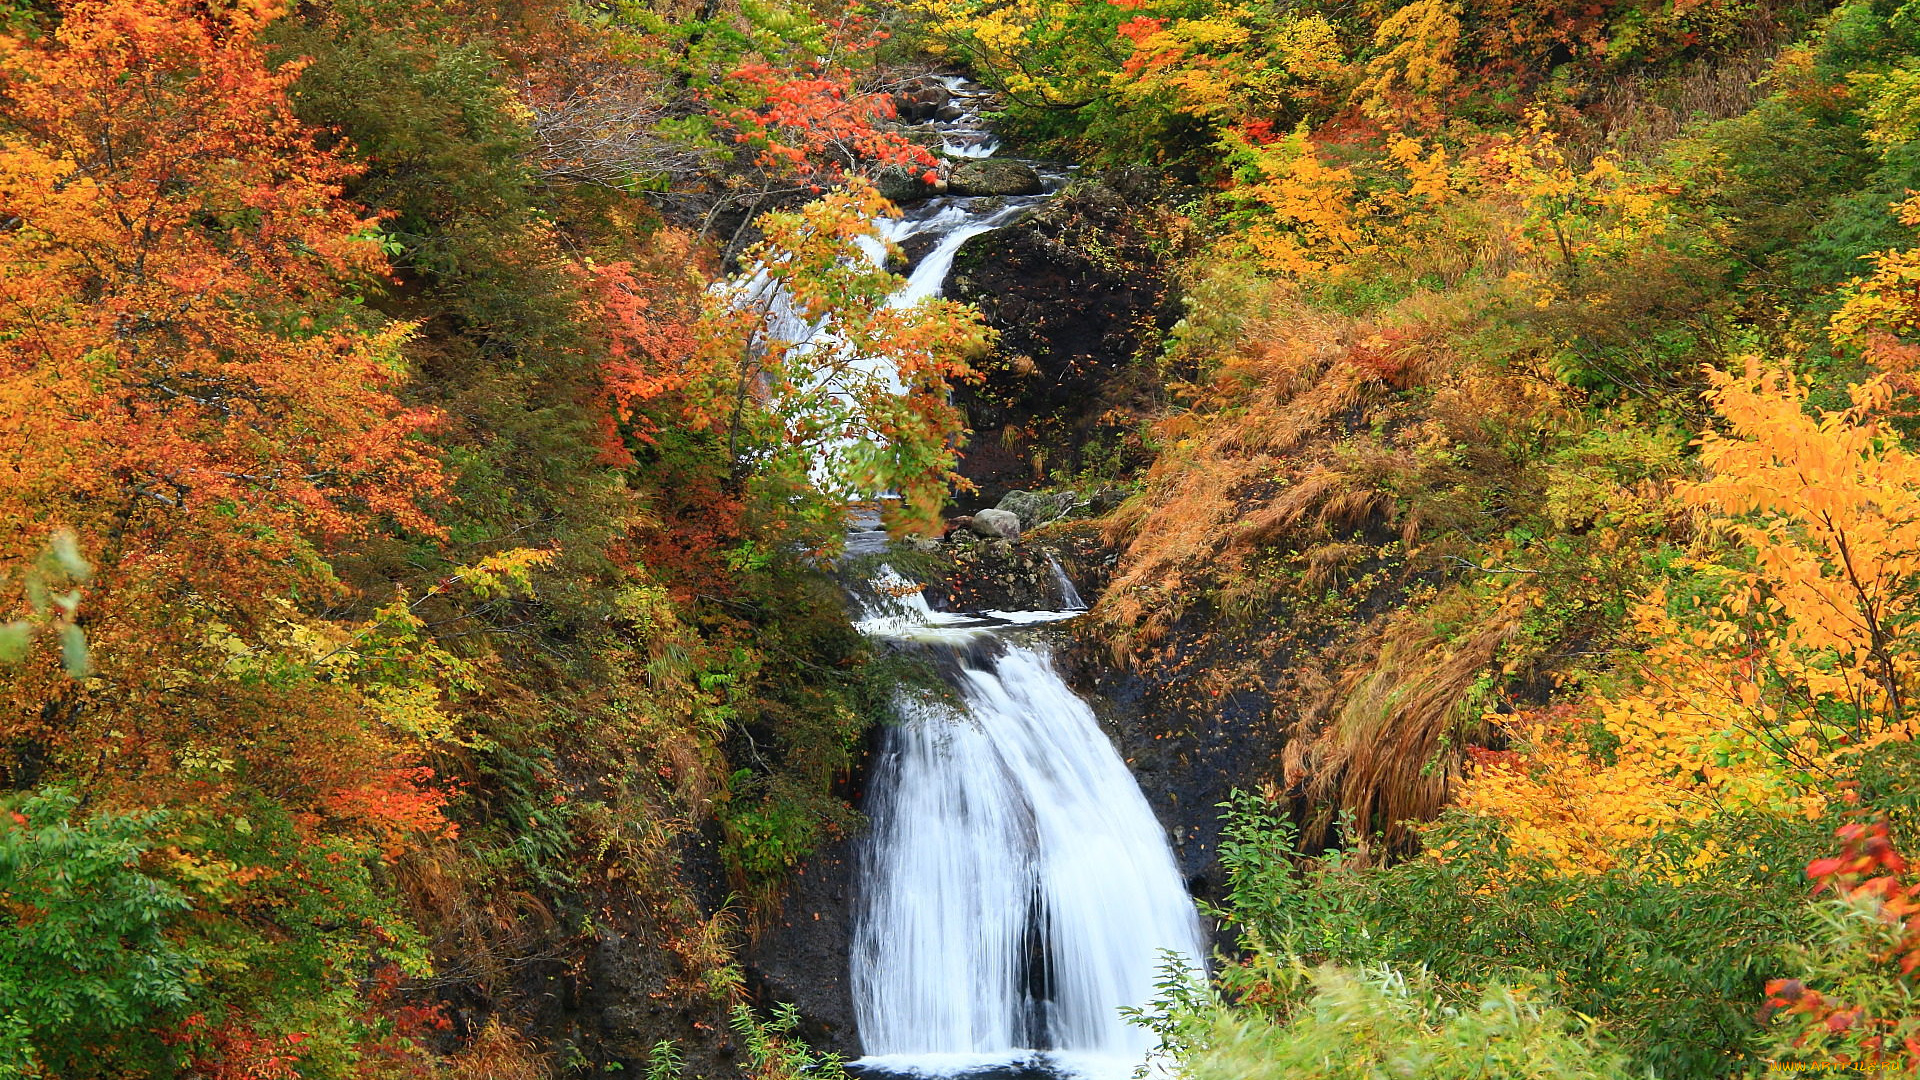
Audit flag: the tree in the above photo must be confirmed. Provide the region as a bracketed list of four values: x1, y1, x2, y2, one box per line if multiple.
[692, 179, 991, 534]
[1461, 359, 1920, 874]
[1354, 0, 1459, 130]
[0, 789, 194, 1078]
[0, 0, 443, 635]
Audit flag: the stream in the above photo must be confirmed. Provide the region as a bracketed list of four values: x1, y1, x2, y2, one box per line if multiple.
[831, 82, 1208, 1080]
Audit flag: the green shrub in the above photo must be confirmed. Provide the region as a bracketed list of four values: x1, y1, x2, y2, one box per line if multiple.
[0, 788, 194, 1077]
[1206, 790, 1824, 1077]
[1189, 965, 1634, 1080]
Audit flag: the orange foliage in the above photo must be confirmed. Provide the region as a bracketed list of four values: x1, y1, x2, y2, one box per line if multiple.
[0, 0, 444, 588]
[721, 16, 937, 183]
[1461, 361, 1920, 873]
[318, 765, 459, 858]
[0, 0, 457, 846]
[584, 235, 705, 458]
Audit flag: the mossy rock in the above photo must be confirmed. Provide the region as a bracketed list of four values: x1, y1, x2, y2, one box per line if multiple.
[948, 159, 1043, 196]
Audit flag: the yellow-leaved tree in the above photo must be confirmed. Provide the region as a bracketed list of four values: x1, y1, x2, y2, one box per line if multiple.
[1461, 359, 1920, 874]
[1222, 126, 1454, 278]
[1355, 0, 1461, 129]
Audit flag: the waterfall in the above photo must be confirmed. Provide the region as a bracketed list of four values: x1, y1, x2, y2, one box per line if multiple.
[1046, 556, 1087, 612]
[878, 200, 1036, 310]
[848, 578, 1205, 1079]
[830, 82, 1200, 1080]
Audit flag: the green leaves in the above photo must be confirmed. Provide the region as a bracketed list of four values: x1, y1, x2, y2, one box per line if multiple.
[0, 530, 92, 678]
[0, 788, 195, 1077]
[1190, 966, 1634, 1080]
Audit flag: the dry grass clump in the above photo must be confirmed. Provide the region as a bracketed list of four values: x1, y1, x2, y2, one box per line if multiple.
[447, 1020, 552, 1080]
[1096, 302, 1408, 655]
[1286, 590, 1527, 846]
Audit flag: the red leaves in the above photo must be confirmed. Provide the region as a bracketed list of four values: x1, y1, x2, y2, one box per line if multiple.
[1766, 977, 1807, 1003]
[1117, 15, 1167, 43]
[1768, 812, 1920, 1066]
[320, 765, 458, 859]
[719, 31, 937, 181]
[583, 253, 702, 459]
[1809, 818, 1912, 892]
[166, 1009, 308, 1080]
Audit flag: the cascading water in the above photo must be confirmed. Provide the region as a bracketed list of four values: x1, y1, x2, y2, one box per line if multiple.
[825, 82, 1205, 1079]
[848, 608, 1207, 1079]
[1045, 556, 1088, 612]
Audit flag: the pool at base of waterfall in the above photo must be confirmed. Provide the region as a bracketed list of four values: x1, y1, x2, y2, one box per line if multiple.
[847, 1051, 1144, 1080]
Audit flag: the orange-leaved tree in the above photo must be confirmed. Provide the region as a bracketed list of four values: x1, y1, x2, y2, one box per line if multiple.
[0, 0, 461, 801]
[0, 1, 470, 1060]
[0, 0, 443, 617]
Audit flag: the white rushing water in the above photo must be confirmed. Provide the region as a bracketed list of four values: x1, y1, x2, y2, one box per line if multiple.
[849, 573, 1206, 1079]
[1046, 555, 1088, 612]
[824, 81, 1201, 1080]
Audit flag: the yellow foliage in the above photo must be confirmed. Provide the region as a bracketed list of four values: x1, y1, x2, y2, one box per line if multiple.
[1227, 128, 1457, 278]
[1113, 6, 1347, 120]
[1830, 195, 1920, 363]
[1233, 128, 1367, 277]
[1460, 360, 1920, 873]
[1485, 110, 1677, 275]
[1355, 0, 1461, 128]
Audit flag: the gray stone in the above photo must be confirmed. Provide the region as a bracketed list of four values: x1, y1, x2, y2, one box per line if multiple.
[947, 159, 1043, 197]
[875, 164, 942, 206]
[891, 80, 952, 123]
[968, 507, 1022, 539]
[997, 489, 1076, 528]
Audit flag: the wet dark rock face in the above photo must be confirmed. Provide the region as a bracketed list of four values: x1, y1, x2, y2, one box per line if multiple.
[944, 173, 1185, 509]
[743, 829, 867, 1057]
[478, 824, 747, 1078]
[875, 164, 944, 207]
[920, 521, 1112, 614]
[1061, 626, 1292, 928]
[890, 77, 953, 124]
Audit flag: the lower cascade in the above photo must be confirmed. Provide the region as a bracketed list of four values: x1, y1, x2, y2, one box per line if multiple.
[848, 582, 1206, 1079]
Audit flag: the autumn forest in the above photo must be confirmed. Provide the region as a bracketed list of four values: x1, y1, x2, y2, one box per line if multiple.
[4, 0, 1920, 1072]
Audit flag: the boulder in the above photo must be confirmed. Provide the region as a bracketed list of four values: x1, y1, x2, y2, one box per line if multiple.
[997, 489, 1076, 528]
[1085, 489, 1132, 516]
[891, 79, 952, 123]
[875, 164, 943, 206]
[947, 159, 1043, 197]
[968, 508, 1022, 539]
